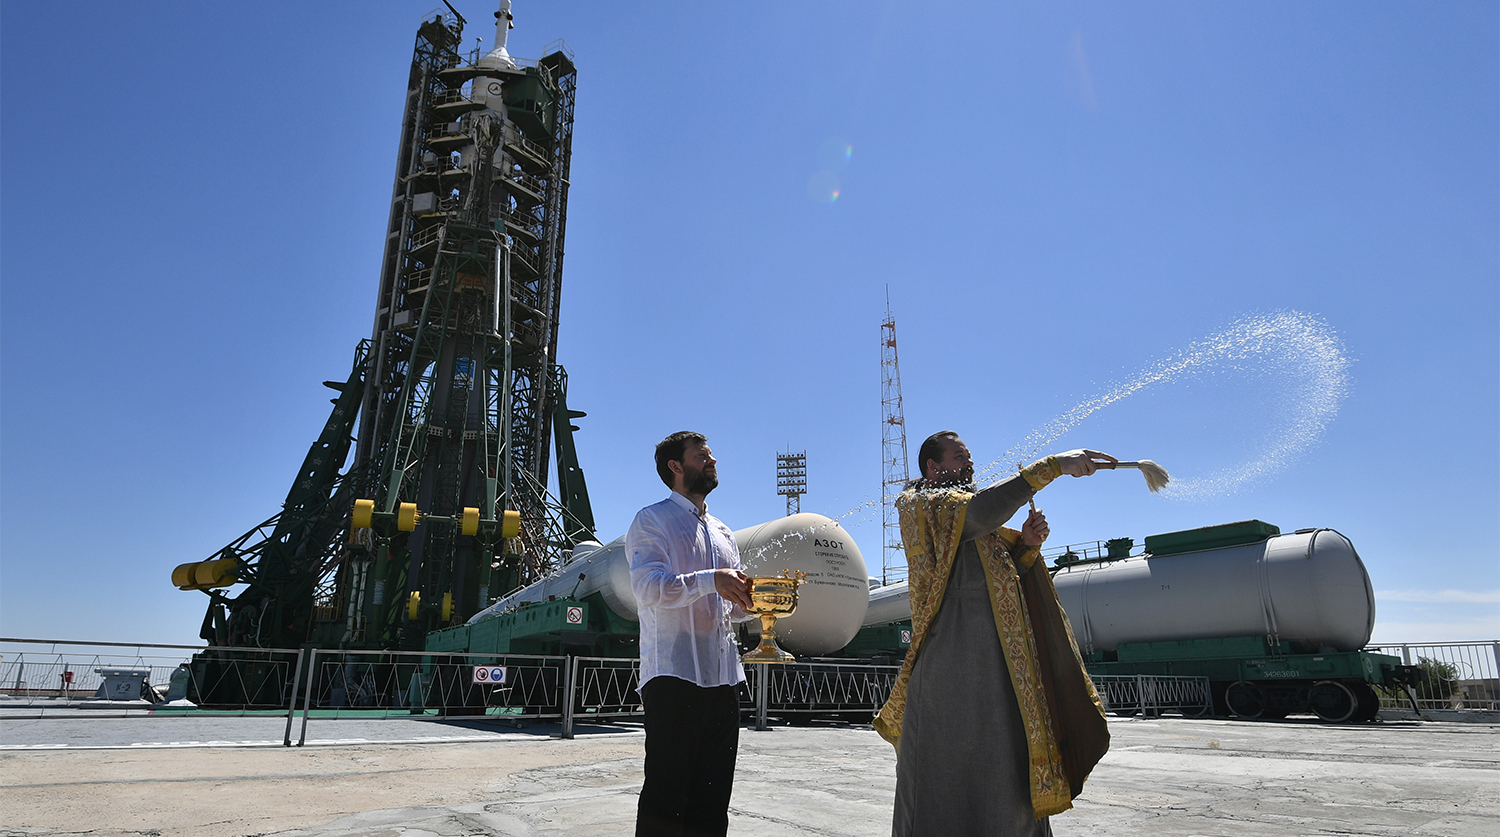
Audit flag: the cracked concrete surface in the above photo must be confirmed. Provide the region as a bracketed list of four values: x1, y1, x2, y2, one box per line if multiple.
[1, 715, 1494, 836]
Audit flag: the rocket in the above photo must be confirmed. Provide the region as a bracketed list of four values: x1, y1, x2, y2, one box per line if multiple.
[480, 0, 518, 72]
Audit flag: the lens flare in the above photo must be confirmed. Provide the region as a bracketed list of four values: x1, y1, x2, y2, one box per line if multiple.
[818, 138, 854, 169]
[807, 170, 841, 204]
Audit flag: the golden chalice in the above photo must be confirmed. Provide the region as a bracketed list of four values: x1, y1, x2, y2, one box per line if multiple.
[741, 570, 806, 664]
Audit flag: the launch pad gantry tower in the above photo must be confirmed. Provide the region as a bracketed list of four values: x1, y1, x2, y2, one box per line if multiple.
[346, 4, 589, 651]
[174, 3, 596, 687]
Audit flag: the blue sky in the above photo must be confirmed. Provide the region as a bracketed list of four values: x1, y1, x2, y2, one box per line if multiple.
[2, 1, 1496, 647]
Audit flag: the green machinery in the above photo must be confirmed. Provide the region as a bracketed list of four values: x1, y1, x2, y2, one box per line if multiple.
[426, 593, 641, 660]
[173, 6, 596, 706]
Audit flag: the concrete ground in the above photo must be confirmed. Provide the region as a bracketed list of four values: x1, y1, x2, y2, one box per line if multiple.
[0, 711, 1495, 837]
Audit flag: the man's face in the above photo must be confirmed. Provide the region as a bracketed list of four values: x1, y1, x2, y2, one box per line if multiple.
[676, 442, 719, 496]
[928, 438, 974, 487]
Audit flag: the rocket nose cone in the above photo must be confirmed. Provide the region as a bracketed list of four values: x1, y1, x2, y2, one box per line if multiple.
[478, 47, 517, 71]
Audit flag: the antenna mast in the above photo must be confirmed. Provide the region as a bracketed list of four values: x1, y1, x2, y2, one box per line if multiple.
[880, 290, 909, 583]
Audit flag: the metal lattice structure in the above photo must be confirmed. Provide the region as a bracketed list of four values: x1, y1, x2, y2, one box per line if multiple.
[177, 6, 594, 692]
[776, 451, 807, 516]
[347, 10, 586, 650]
[880, 294, 909, 584]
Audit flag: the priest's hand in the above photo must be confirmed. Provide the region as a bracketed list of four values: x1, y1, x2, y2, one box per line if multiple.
[1055, 449, 1118, 477]
[1021, 509, 1049, 547]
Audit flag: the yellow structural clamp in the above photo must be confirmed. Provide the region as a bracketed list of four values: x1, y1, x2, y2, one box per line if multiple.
[350, 499, 518, 540]
[404, 590, 456, 622]
[499, 509, 521, 538]
[397, 502, 421, 531]
[171, 557, 238, 591]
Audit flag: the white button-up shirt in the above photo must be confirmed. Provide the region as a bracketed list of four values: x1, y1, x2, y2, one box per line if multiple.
[627, 492, 750, 688]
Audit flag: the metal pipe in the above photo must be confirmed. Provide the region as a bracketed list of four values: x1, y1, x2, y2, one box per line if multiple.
[281, 648, 306, 747]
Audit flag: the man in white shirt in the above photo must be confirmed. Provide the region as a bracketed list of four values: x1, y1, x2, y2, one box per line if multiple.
[627, 431, 755, 837]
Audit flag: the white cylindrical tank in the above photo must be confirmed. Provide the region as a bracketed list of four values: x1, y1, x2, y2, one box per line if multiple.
[851, 529, 1375, 654]
[468, 512, 869, 657]
[1054, 528, 1375, 654]
[733, 513, 869, 655]
[863, 580, 910, 626]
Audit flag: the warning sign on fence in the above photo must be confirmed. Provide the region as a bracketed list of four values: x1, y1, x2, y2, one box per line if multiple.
[472, 666, 507, 685]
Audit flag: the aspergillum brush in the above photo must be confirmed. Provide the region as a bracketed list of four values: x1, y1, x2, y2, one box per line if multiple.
[1102, 460, 1171, 493]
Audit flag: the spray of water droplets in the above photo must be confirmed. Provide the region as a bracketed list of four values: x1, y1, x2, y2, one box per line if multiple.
[972, 311, 1351, 500]
[740, 497, 883, 566]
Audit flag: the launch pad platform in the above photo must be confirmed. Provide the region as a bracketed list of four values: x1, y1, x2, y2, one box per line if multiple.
[1, 711, 1494, 836]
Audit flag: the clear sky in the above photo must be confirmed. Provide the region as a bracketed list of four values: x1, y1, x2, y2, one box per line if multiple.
[2, 1, 1496, 647]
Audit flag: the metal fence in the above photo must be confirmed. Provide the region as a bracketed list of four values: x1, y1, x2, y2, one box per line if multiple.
[8, 635, 1497, 739]
[0, 638, 302, 712]
[1, 644, 187, 704]
[559, 659, 903, 736]
[1092, 674, 1212, 718]
[743, 661, 900, 730]
[565, 656, 643, 729]
[1366, 641, 1500, 711]
[289, 648, 572, 745]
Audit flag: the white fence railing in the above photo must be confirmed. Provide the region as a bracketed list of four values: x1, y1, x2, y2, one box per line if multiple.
[7, 638, 1496, 739]
[1367, 641, 1500, 711]
[1092, 674, 1212, 718]
[0, 639, 298, 710]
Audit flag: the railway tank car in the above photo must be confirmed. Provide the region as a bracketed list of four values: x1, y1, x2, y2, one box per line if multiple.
[431, 512, 869, 659]
[844, 520, 1418, 723]
[1053, 522, 1373, 654]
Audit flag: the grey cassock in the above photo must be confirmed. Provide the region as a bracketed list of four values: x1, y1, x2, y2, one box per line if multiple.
[891, 474, 1052, 837]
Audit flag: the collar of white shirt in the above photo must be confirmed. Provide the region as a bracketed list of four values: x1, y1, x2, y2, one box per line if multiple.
[666, 490, 706, 519]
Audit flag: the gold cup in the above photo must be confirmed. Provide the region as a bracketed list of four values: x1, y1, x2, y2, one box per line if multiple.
[741, 570, 806, 664]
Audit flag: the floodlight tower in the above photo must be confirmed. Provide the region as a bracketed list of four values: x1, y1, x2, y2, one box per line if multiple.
[776, 450, 808, 516]
[880, 293, 909, 583]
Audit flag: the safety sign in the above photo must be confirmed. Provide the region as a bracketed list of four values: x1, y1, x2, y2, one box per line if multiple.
[472, 665, 508, 685]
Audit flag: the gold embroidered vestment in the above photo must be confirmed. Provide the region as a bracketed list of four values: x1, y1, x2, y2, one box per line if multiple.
[873, 486, 1110, 819]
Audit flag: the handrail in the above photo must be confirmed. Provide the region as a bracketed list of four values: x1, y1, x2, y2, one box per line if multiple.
[0, 642, 210, 657]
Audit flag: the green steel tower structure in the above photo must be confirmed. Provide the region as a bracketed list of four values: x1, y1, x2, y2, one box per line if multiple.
[174, 4, 595, 703]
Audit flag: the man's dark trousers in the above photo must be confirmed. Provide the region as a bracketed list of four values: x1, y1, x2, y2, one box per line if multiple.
[636, 675, 741, 837]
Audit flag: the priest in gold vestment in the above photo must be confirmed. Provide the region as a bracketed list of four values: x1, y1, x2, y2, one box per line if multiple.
[875, 432, 1114, 836]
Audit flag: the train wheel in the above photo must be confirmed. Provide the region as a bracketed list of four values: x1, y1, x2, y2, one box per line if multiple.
[1225, 681, 1266, 719]
[1350, 683, 1381, 723]
[1309, 680, 1357, 723]
[1208, 681, 1232, 717]
[1179, 699, 1212, 718]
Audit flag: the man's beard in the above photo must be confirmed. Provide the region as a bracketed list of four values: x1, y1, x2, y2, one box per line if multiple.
[684, 463, 718, 496]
